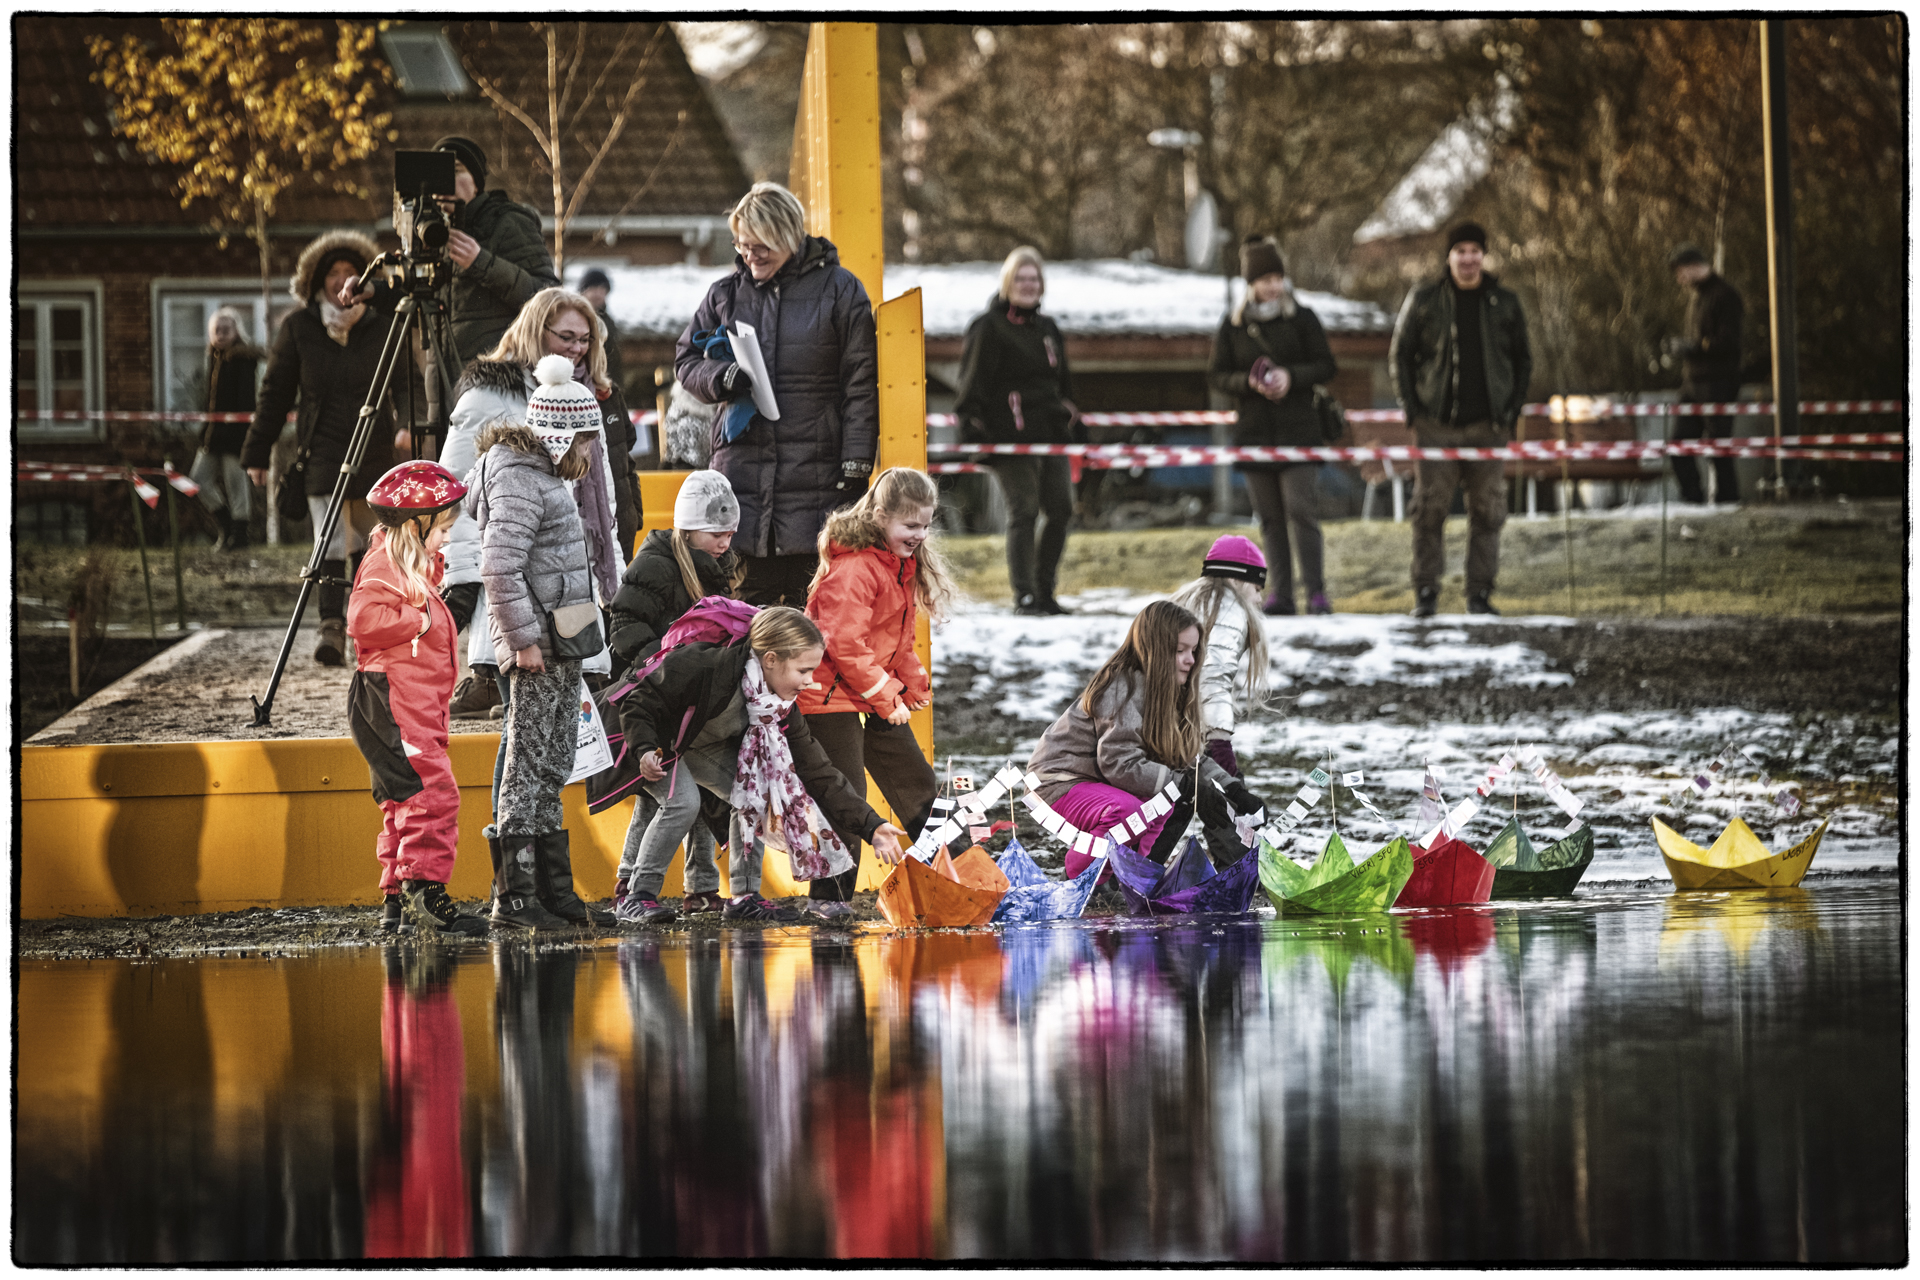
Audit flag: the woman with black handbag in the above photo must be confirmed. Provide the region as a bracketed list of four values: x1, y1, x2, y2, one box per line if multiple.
[243, 230, 400, 665]
[1208, 235, 1339, 616]
[467, 355, 616, 930]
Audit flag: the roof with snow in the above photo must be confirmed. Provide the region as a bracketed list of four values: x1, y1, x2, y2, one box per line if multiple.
[579, 258, 1394, 341]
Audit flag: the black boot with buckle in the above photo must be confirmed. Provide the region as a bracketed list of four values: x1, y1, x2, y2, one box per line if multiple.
[534, 830, 616, 927]
[492, 834, 568, 931]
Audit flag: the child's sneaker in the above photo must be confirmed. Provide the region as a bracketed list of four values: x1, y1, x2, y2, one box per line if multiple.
[803, 899, 855, 924]
[401, 880, 490, 939]
[721, 895, 795, 923]
[616, 896, 678, 926]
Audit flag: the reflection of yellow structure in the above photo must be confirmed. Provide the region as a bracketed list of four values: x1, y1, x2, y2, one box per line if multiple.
[1652, 816, 1829, 890]
[1658, 887, 1819, 964]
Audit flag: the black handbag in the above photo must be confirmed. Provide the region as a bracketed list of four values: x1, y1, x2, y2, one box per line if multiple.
[275, 444, 312, 524]
[1312, 388, 1348, 444]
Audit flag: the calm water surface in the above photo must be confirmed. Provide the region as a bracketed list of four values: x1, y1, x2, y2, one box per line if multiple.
[15, 879, 1903, 1263]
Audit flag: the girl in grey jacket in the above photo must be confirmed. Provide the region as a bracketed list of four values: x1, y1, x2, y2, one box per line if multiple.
[466, 356, 617, 931]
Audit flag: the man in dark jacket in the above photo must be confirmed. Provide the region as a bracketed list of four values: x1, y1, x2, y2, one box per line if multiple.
[432, 136, 561, 365]
[578, 267, 626, 392]
[1666, 244, 1745, 505]
[675, 182, 878, 607]
[1389, 221, 1533, 617]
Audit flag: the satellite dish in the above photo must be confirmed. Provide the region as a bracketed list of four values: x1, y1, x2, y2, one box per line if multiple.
[1185, 190, 1220, 272]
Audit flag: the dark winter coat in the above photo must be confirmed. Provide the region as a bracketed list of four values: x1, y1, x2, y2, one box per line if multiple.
[674, 237, 878, 559]
[596, 304, 627, 394]
[607, 529, 737, 668]
[243, 306, 398, 500]
[953, 297, 1077, 444]
[1207, 297, 1337, 452]
[466, 422, 594, 670]
[618, 636, 886, 842]
[1389, 270, 1534, 431]
[1680, 272, 1744, 395]
[202, 342, 263, 455]
[450, 190, 561, 365]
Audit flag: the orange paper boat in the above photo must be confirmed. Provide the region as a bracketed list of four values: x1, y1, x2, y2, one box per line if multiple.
[877, 845, 1011, 929]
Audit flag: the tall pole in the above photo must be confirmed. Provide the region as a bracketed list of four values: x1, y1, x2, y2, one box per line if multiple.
[1759, 19, 1797, 496]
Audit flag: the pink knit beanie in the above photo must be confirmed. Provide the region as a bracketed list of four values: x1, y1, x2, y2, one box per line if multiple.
[1202, 534, 1267, 587]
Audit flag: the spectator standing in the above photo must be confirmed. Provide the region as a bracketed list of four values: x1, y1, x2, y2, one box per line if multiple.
[675, 182, 878, 608]
[1666, 244, 1745, 505]
[578, 267, 626, 394]
[190, 307, 264, 552]
[430, 136, 561, 367]
[1207, 236, 1338, 615]
[953, 246, 1080, 616]
[244, 230, 400, 666]
[1390, 221, 1533, 618]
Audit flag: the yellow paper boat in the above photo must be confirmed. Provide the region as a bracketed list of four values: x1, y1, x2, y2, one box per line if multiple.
[1651, 816, 1829, 890]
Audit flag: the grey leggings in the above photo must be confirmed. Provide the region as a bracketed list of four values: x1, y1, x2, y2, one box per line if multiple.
[494, 659, 582, 837]
[619, 787, 722, 898]
[626, 742, 760, 897]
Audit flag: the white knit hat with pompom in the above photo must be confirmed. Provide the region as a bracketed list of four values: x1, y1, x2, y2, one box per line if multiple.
[525, 353, 599, 464]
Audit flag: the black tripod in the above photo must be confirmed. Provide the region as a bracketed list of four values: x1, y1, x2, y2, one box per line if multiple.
[251, 262, 459, 727]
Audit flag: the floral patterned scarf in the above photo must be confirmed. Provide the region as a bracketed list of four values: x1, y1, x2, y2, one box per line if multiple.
[730, 654, 856, 883]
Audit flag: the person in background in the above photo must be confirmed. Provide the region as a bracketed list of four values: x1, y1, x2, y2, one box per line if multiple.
[796, 468, 949, 920]
[190, 306, 264, 552]
[953, 245, 1080, 616]
[1207, 235, 1338, 616]
[442, 287, 634, 720]
[1666, 243, 1745, 506]
[347, 461, 487, 939]
[1027, 600, 1265, 879]
[1390, 220, 1533, 618]
[244, 230, 400, 667]
[578, 267, 626, 393]
[609, 469, 743, 925]
[675, 182, 878, 608]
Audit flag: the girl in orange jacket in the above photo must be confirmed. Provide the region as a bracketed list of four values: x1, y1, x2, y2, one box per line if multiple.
[796, 467, 955, 919]
[348, 462, 489, 939]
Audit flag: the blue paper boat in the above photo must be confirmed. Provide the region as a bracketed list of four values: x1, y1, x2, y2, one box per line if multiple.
[1109, 836, 1263, 916]
[990, 838, 1107, 925]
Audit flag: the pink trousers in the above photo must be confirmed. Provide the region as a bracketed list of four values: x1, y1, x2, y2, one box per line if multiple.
[1052, 781, 1170, 879]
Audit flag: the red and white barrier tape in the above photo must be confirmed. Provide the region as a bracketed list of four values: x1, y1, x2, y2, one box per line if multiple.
[18, 463, 200, 501]
[928, 441, 1902, 469]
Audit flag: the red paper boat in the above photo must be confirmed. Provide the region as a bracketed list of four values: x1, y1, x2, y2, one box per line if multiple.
[877, 846, 1010, 929]
[1393, 831, 1495, 908]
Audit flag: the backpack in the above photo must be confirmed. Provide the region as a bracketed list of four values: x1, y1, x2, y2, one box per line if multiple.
[585, 595, 759, 814]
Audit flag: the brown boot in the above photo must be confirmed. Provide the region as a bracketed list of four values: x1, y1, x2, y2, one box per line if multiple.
[314, 617, 347, 666]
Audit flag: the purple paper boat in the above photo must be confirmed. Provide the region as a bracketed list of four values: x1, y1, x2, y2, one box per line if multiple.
[1109, 836, 1263, 916]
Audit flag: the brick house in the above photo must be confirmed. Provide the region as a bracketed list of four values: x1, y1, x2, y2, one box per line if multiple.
[14, 17, 748, 542]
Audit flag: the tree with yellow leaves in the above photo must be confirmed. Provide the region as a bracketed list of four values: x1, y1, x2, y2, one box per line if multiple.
[89, 19, 393, 314]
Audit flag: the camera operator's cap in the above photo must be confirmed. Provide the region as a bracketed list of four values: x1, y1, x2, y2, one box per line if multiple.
[432, 135, 487, 189]
[526, 354, 599, 464]
[1668, 243, 1708, 269]
[673, 470, 740, 534]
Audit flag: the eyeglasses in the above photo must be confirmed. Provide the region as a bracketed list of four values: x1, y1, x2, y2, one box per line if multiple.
[545, 327, 592, 349]
[733, 241, 778, 261]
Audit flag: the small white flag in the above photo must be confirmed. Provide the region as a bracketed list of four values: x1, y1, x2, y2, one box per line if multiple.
[1297, 785, 1322, 808]
[1342, 771, 1364, 787]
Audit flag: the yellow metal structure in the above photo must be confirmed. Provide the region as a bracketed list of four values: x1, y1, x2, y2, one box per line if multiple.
[790, 21, 883, 305]
[1651, 816, 1829, 890]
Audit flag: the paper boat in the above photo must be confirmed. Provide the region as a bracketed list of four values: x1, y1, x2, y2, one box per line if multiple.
[1259, 832, 1414, 915]
[1651, 816, 1829, 890]
[876, 845, 1010, 928]
[1108, 837, 1263, 916]
[990, 838, 1107, 925]
[1483, 820, 1595, 898]
[1394, 831, 1495, 908]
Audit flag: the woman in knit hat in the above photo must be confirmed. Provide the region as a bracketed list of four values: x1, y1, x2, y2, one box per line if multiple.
[1207, 235, 1339, 616]
[466, 354, 617, 931]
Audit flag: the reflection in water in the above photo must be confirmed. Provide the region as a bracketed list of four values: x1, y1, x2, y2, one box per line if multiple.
[14, 883, 1905, 1263]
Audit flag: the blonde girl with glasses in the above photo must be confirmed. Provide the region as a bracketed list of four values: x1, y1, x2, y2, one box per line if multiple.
[438, 286, 642, 722]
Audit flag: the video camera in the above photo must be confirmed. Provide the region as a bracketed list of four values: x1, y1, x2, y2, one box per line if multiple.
[381, 150, 464, 294]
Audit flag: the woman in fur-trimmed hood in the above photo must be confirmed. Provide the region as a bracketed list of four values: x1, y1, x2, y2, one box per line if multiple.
[241, 229, 405, 665]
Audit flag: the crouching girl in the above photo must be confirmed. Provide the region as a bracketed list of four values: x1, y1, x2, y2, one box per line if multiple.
[1028, 599, 1267, 878]
[347, 461, 488, 938]
[620, 606, 911, 922]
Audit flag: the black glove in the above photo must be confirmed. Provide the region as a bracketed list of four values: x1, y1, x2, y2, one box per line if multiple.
[834, 459, 872, 503]
[1173, 769, 1198, 804]
[720, 362, 753, 399]
[1223, 778, 1264, 817]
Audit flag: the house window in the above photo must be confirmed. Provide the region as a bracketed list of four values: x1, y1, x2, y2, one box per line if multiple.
[381, 28, 473, 98]
[16, 293, 100, 441]
[155, 291, 273, 414]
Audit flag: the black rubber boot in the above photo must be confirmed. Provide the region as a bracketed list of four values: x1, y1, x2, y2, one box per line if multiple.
[401, 879, 490, 939]
[484, 824, 503, 912]
[534, 830, 616, 927]
[491, 834, 568, 931]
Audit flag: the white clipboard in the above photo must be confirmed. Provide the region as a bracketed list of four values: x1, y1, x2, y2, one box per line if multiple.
[729, 320, 780, 421]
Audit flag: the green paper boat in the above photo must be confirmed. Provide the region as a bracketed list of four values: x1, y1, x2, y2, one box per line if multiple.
[1259, 831, 1414, 915]
[1482, 819, 1595, 898]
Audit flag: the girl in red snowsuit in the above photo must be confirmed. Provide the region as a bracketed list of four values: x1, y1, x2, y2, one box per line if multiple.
[349, 462, 488, 938]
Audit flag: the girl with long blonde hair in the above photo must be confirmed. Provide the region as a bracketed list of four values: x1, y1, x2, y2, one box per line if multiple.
[1027, 599, 1268, 877]
[793, 467, 952, 918]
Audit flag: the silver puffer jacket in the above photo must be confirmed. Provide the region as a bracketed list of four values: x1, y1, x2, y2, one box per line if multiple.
[466, 423, 592, 670]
